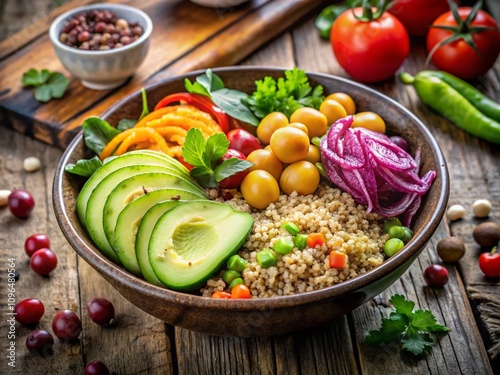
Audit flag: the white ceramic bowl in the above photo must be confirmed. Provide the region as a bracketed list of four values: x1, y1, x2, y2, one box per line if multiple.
[49, 4, 153, 90]
[189, 0, 250, 8]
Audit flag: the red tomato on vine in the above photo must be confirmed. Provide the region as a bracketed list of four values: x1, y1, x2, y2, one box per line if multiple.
[330, 1, 410, 83]
[426, 0, 500, 80]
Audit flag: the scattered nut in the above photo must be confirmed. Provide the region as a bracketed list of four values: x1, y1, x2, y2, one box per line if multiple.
[437, 237, 465, 263]
[472, 222, 500, 247]
[447, 204, 466, 221]
[0, 189, 11, 206]
[472, 199, 492, 218]
[23, 156, 41, 172]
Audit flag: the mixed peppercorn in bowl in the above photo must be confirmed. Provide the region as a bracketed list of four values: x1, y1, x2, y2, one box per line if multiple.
[53, 67, 449, 336]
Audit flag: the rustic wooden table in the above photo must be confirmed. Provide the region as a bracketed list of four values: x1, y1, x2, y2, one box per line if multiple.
[1, 0, 499, 374]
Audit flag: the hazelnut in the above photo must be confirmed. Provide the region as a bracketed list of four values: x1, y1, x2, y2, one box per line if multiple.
[437, 237, 465, 263]
[447, 204, 466, 221]
[472, 222, 500, 247]
[472, 199, 492, 218]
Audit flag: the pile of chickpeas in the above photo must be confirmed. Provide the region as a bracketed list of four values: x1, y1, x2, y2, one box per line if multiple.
[59, 10, 144, 50]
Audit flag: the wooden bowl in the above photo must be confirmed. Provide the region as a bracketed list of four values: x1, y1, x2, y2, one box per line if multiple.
[53, 67, 449, 337]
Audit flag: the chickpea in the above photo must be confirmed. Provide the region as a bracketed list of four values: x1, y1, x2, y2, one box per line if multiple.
[246, 149, 283, 181]
[257, 112, 288, 145]
[447, 204, 466, 221]
[472, 199, 492, 218]
[270, 127, 309, 164]
[325, 92, 356, 115]
[290, 107, 327, 139]
[280, 161, 320, 195]
[319, 99, 347, 126]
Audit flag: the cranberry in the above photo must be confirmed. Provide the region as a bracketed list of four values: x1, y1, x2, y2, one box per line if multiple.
[25, 234, 51, 257]
[85, 360, 111, 375]
[26, 329, 54, 356]
[424, 264, 449, 287]
[52, 310, 82, 341]
[87, 298, 115, 327]
[15, 298, 45, 326]
[8, 189, 35, 219]
[30, 248, 57, 276]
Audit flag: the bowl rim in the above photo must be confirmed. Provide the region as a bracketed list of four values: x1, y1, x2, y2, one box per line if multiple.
[53, 66, 449, 311]
[49, 3, 153, 56]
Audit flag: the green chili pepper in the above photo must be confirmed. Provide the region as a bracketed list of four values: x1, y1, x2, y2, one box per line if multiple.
[400, 71, 500, 145]
[419, 70, 500, 122]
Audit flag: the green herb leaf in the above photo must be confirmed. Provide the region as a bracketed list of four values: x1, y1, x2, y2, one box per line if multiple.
[22, 68, 70, 102]
[82, 117, 121, 155]
[211, 89, 259, 126]
[190, 166, 216, 188]
[138, 87, 150, 121]
[64, 156, 102, 177]
[215, 158, 253, 183]
[366, 294, 450, 356]
[182, 128, 209, 168]
[315, 5, 349, 39]
[117, 118, 137, 131]
[205, 132, 230, 169]
[185, 78, 210, 96]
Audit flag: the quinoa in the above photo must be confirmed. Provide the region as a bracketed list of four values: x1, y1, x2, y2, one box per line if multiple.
[201, 183, 389, 298]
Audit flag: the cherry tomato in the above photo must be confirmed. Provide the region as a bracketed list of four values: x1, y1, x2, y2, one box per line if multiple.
[427, 6, 500, 80]
[279, 161, 320, 195]
[257, 112, 288, 145]
[325, 93, 356, 115]
[352, 112, 386, 133]
[218, 149, 249, 189]
[388, 0, 457, 36]
[270, 127, 309, 164]
[319, 99, 347, 126]
[479, 247, 500, 278]
[246, 149, 283, 181]
[330, 6, 410, 82]
[226, 129, 262, 156]
[231, 284, 251, 299]
[240, 170, 280, 210]
[290, 107, 328, 138]
[211, 291, 232, 299]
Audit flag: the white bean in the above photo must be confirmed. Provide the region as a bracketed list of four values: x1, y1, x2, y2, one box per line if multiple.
[447, 204, 466, 221]
[23, 156, 41, 172]
[472, 199, 492, 218]
[0, 190, 11, 206]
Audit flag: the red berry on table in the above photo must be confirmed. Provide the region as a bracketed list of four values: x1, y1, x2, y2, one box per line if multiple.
[26, 329, 54, 356]
[85, 360, 111, 375]
[25, 234, 51, 257]
[87, 298, 115, 326]
[14, 298, 45, 326]
[52, 310, 82, 341]
[8, 189, 35, 219]
[478, 247, 500, 278]
[30, 248, 57, 276]
[424, 264, 449, 287]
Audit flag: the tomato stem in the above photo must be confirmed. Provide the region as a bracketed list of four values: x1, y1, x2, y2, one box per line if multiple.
[353, 0, 390, 22]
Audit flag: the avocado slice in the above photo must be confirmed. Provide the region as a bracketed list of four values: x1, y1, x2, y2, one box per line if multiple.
[148, 201, 254, 291]
[102, 172, 207, 254]
[76, 150, 189, 226]
[135, 201, 181, 285]
[113, 188, 207, 276]
[85, 165, 205, 264]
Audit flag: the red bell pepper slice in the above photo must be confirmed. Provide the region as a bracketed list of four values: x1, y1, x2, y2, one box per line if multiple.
[154, 92, 230, 133]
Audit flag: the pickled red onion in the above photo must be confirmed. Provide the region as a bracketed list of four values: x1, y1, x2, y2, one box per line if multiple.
[320, 116, 436, 226]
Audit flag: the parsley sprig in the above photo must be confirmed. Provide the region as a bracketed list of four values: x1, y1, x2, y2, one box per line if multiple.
[22, 68, 70, 102]
[182, 128, 253, 188]
[366, 294, 450, 356]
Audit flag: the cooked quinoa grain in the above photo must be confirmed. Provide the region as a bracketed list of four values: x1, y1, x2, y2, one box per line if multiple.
[201, 183, 389, 298]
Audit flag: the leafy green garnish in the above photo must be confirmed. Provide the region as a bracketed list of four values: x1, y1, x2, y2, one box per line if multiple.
[366, 294, 450, 356]
[117, 88, 150, 130]
[243, 67, 324, 119]
[22, 68, 70, 102]
[182, 128, 253, 188]
[315, 4, 350, 39]
[185, 69, 259, 126]
[82, 117, 120, 155]
[64, 155, 102, 177]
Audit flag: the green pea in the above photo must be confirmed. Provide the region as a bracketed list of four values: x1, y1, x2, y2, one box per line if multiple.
[388, 225, 413, 244]
[282, 222, 299, 236]
[294, 234, 308, 250]
[227, 254, 248, 272]
[223, 270, 241, 284]
[273, 237, 294, 255]
[383, 217, 402, 234]
[257, 248, 277, 268]
[384, 238, 405, 257]
[228, 277, 244, 290]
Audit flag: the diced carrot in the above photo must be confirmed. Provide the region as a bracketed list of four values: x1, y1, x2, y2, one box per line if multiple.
[231, 284, 251, 299]
[306, 233, 326, 248]
[329, 251, 347, 269]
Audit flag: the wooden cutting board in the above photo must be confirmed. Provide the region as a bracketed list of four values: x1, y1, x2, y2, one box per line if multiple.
[0, 0, 324, 149]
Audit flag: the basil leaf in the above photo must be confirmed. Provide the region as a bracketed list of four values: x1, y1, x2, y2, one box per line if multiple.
[185, 78, 210, 96]
[64, 156, 102, 177]
[117, 118, 137, 131]
[182, 128, 208, 168]
[211, 89, 259, 126]
[190, 166, 216, 188]
[214, 158, 253, 182]
[82, 117, 120, 155]
[205, 133, 229, 169]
